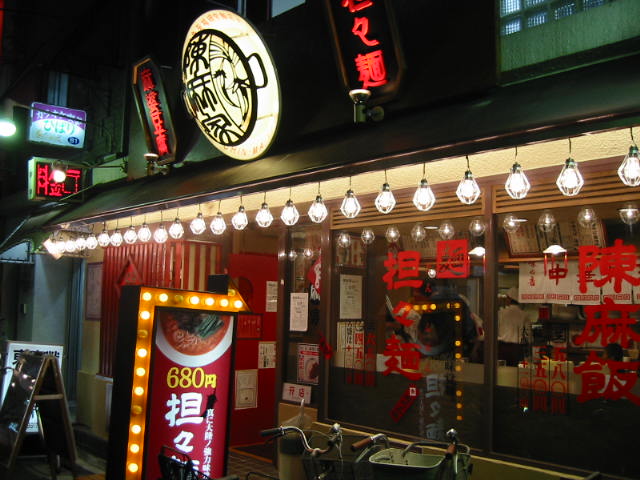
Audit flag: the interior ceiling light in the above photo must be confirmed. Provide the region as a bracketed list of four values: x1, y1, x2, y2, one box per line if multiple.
[190, 205, 207, 235]
[537, 210, 556, 233]
[505, 146, 531, 200]
[556, 138, 584, 196]
[138, 219, 152, 243]
[618, 127, 640, 186]
[231, 197, 249, 230]
[468, 246, 486, 256]
[410, 222, 426, 242]
[438, 220, 455, 240]
[308, 182, 328, 223]
[153, 211, 168, 243]
[97, 223, 111, 248]
[210, 201, 227, 235]
[619, 203, 639, 225]
[340, 177, 361, 219]
[385, 225, 400, 243]
[123, 217, 138, 244]
[361, 228, 375, 245]
[256, 193, 274, 228]
[337, 231, 352, 248]
[543, 244, 567, 255]
[374, 170, 396, 214]
[281, 189, 300, 226]
[468, 217, 486, 237]
[503, 214, 524, 233]
[288, 250, 298, 260]
[577, 207, 597, 228]
[65, 238, 77, 253]
[456, 155, 481, 205]
[168, 208, 185, 239]
[303, 247, 314, 258]
[413, 163, 436, 211]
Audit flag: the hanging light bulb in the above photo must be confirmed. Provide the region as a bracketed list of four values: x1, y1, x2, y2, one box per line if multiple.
[138, 221, 152, 242]
[410, 222, 426, 242]
[505, 147, 531, 199]
[308, 183, 328, 223]
[110, 228, 123, 247]
[340, 178, 361, 218]
[85, 232, 98, 250]
[618, 130, 640, 186]
[438, 220, 455, 240]
[468, 217, 486, 237]
[303, 247, 314, 258]
[54, 239, 67, 255]
[190, 205, 207, 235]
[288, 250, 298, 261]
[503, 214, 521, 233]
[167, 208, 185, 239]
[537, 210, 556, 233]
[154, 224, 168, 243]
[577, 207, 597, 228]
[337, 232, 352, 248]
[456, 155, 481, 205]
[65, 239, 77, 253]
[385, 225, 400, 243]
[75, 235, 87, 251]
[123, 217, 137, 244]
[255, 193, 274, 228]
[210, 201, 227, 235]
[619, 203, 639, 225]
[231, 199, 249, 230]
[374, 170, 396, 214]
[556, 139, 584, 196]
[97, 223, 111, 247]
[281, 190, 300, 226]
[413, 163, 436, 211]
[361, 228, 375, 245]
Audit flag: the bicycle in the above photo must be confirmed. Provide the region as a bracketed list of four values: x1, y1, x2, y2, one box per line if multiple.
[158, 445, 240, 480]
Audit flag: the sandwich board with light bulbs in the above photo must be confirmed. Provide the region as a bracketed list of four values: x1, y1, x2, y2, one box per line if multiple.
[107, 285, 249, 480]
[0, 353, 77, 479]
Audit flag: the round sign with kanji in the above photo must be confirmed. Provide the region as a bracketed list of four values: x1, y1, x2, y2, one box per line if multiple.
[182, 10, 281, 160]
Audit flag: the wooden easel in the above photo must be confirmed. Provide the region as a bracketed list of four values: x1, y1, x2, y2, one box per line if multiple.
[0, 353, 77, 479]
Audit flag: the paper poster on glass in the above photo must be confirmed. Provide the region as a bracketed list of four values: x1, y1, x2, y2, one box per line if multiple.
[297, 343, 320, 385]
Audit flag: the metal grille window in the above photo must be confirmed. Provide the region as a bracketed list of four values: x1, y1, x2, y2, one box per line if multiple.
[500, 0, 614, 35]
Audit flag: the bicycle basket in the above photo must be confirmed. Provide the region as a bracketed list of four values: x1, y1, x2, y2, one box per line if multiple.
[369, 447, 471, 480]
[158, 445, 215, 480]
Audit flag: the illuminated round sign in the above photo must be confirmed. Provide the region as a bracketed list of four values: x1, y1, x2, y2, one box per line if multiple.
[182, 10, 281, 161]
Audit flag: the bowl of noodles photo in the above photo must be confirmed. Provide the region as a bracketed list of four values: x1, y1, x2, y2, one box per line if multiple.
[155, 309, 233, 367]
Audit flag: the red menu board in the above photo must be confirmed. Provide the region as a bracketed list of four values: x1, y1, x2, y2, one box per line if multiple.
[144, 308, 235, 479]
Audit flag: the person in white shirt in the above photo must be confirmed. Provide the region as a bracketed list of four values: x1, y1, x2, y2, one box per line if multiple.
[498, 287, 529, 365]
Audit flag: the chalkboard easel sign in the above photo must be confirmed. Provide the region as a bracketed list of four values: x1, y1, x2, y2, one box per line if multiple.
[0, 352, 77, 479]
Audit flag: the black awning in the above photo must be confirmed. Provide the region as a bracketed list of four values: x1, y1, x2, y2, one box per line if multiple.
[39, 53, 640, 228]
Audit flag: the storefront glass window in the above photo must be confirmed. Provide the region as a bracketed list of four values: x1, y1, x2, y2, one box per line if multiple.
[494, 205, 640, 477]
[327, 220, 487, 449]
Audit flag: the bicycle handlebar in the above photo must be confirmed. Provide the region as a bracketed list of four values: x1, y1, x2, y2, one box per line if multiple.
[350, 433, 389, 452]
[259, 424, 343, 457]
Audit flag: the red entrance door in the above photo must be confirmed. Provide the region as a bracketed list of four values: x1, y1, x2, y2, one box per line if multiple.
[228, 253, 278, 446]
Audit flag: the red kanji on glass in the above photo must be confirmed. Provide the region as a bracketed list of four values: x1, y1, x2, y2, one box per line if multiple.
[574, 351, 640, 405]
[574, 298, 640, 348]
[355, 49, 388, 89]
[140, 68, 156, 92]
[382, 335, 422, 380]
[579, 240, 640, 294]
[383, 250, 422, 290]
[341, 0, 374, 13]
[351, 17, 379, 46]
[436, 239, 470, 279]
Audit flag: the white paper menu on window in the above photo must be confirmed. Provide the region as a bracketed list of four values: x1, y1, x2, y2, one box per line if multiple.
[340, 274, 362, 319]
[290, 292, 309, 331]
